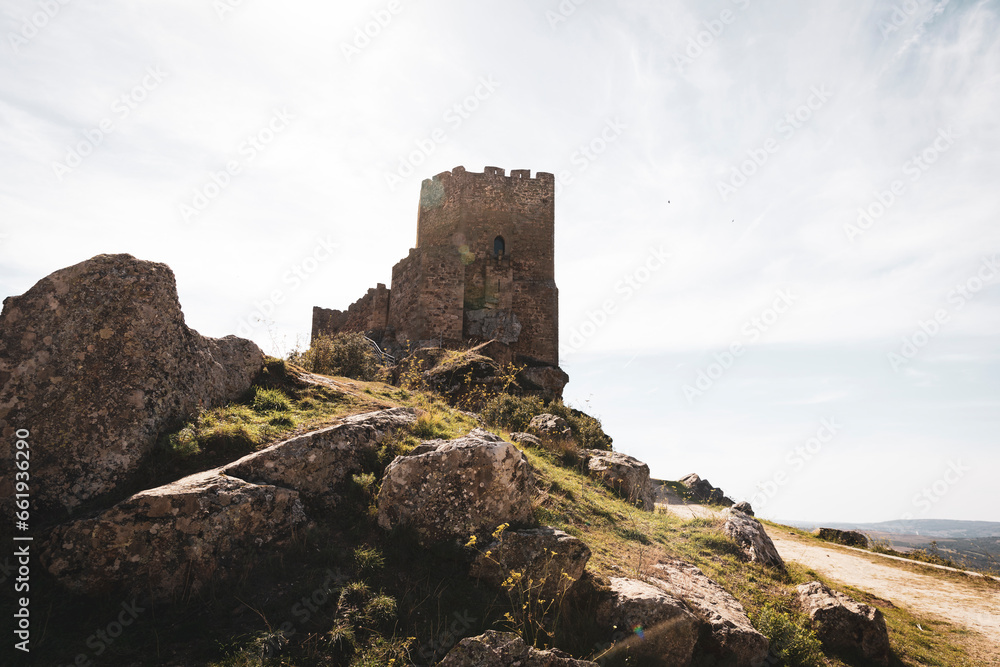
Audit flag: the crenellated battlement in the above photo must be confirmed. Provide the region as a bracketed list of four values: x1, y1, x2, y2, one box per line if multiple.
[425, 165, 555, 187]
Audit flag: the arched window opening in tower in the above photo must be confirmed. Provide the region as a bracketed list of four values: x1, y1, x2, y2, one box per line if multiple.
[494, 235, 505, 259]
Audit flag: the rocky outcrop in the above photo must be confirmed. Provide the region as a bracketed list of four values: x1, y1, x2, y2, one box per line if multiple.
[679, 473, 734, 506]
[376, 429, 536, 544]
[439, 630, 597, 666]
[528, 413, 573, 441]
[517, 365, 570, 399]
[595, 577, 700, 666]
[469, 526, 591, 599]
[723, 509, 784, 569]
[652, 559, 769, 666]
[585, 450, 656, 510]
[732, 501, 754, 516]
[41, 470, 306, 600]
[509, 431, 542, 448]
[796, 581, 890, 665]
[223, 408, 416, 506]
[0, 254, 263, 518]
[817, 528, 869, 548]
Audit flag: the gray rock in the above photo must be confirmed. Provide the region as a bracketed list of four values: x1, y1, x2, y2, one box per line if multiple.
[517, 365, 570, 399]
[376, 429, 536, 544]
[723, 509, 785, 568]
[223, 407, 416, 506]
[652, 558, 769, 666]
[509, 431, 543, 447]
[0, 254, 263, 518]
[595, 577, 699, 666]
[678, 473, 734, 506]
[469, 526, 591, 599]
[528, 413, 573, 440]
[732, 501, 754, 516]
[796, 581, 890, 665]
[586, 450, 656, 511]
[41, 469, 306, 600]
[439, 630, 597, 666]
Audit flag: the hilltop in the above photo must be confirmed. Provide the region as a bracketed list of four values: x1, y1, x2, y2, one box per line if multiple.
[3, 254, 996, 667]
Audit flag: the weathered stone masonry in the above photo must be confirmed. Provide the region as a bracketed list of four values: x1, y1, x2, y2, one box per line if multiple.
[312, 166, 566, 392]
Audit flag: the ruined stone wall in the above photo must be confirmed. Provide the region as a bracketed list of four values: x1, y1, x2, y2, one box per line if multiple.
[311, 283, 389, 340]
[387, 250, 421, 343]
[311, 306, 348, 340]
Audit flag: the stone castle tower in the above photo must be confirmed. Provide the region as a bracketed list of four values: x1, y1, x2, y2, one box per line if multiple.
[312, 165, 567, 395]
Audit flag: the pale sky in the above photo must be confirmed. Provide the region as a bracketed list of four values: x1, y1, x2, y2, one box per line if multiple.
[2, 0, 997, 523]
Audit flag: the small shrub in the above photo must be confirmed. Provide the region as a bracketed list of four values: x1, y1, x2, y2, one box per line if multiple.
[354, 545, 385, 577]
[546, 401, 612, 451]
[352, 636, 413, 667]
[168, 425, 200, 458]
[753, 603, 825, 667]
[324, 622, 357, 661]
[252, 387, 291, 413]
[481, 393, 544, 432]
[299, 332, 379, 381]
[365, 593, 397, 627]
[410, 410, 451, 439]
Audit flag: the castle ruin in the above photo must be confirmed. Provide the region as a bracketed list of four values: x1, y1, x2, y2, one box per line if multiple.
[312, 165, 568, 396]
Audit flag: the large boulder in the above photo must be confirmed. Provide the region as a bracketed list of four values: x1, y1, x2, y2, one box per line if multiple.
[517, 365, 570, 399]
[469, 526, 591, 599]
[678, 473, 734, 506]
[595, 577, 700, 666]
[509, 431, 542, 448]
[585, 450, 656, 511]
[439, 630, 597, 666]
[528, 413, 573, 441]
[376, 429, 536, 544]
[723, 509, 785, 569]
[817, 528, 869, 548]
[652, 559, 769, 666]
[223, 407, 416, 506]
[41, 469, 306, 600]
[796, 581, 890, 665]
[0, 254, 263, 518]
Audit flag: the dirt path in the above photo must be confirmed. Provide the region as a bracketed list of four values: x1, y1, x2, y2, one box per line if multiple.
[766, 528, 1000, 662]
[657, 499, 1000, 661]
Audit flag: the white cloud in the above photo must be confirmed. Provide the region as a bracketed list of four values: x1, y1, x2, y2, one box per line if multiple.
[1, 0, 998, 522]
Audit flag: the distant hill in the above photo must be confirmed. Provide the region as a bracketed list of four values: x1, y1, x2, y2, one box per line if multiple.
[785, 519, 1000, 539]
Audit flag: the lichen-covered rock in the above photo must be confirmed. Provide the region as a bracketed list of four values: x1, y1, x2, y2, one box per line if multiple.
[652, 558, 769, 666]
[817, 528, 869, 548]
[796, 581, 890, 665]
[41, 470, 306, 600]
[376, 429, 535, 544]
[0, 254, 263, 518]
[469, 526, 591, 599]
[595, 577, 699, 666]
[528, 413, 573, 440]
[223, 407, 416, 506]
[439, 630, 598, 666]
[509, 431, 542, 448]
[678, 473, 734, 506]
[723, 509, 785, 569]
[585, 450, 656, 511]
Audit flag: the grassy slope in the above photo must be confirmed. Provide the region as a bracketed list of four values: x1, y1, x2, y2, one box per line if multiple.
[24, 366, 981, 666]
